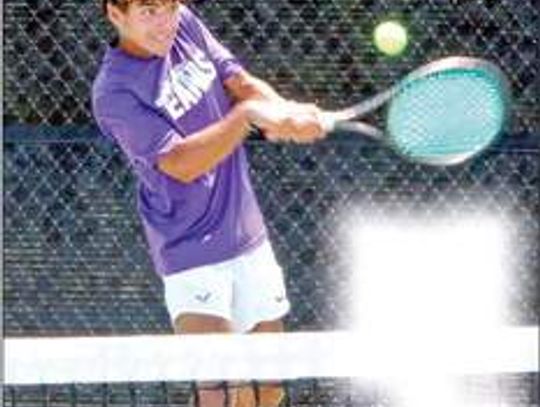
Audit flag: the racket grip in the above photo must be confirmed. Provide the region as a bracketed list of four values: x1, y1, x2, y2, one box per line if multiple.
[319, 113, 338, 134]
[331, 121, 384, 139]
[320, 112, 383, 139]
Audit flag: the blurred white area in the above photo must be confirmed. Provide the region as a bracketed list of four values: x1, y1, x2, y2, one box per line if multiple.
[342, 211, 530, 405]
[346, 213, 509, 342]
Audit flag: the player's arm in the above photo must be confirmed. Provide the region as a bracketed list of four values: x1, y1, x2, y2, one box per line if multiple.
[157, 70, 324, 184]
[224, 69, 325, 143]
[224, 69, 285, 103]
[157, 103, 251, 183]
[157, 71, 282, 183]
[157, 98, 324, 183]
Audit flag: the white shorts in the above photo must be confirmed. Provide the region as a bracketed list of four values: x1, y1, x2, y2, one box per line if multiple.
[163, 240, 290, 333]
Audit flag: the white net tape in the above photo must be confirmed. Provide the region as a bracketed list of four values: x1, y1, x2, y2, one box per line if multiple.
[5, 327, 538, 385]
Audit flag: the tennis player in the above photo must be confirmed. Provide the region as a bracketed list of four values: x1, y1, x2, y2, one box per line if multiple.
[92, 1, 324, 406]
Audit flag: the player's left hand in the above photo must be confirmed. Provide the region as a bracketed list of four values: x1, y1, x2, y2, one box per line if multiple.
[265, 102, 326, 144]
[245, 100, 326, 144]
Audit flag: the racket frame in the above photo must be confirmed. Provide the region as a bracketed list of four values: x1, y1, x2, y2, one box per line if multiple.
[320, 56, 511, 165]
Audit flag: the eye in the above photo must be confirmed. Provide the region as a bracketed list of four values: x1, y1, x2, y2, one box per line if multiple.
[140, 5, 157, 17]
[138, 2, 177, 18]
[167, 2, 178, 12]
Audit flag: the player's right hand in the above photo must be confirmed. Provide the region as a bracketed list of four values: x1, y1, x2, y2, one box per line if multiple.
[244, 100, 326, 144]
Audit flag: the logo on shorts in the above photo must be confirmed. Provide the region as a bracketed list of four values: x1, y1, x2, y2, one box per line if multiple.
[195, 292, 212, 303]
[275, 296, 286, 303]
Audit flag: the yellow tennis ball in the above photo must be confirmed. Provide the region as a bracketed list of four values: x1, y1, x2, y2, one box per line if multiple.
[374, 21, 408, 56]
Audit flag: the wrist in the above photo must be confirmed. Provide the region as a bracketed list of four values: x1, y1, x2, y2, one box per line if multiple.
[232, 101, 255, 135]
[239, 100, 258, 124]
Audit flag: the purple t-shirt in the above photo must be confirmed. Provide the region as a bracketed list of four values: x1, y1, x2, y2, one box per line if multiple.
[92, 6, 267, 276]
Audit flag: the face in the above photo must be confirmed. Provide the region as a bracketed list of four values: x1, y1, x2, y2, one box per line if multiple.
[108, 0, 180, 58]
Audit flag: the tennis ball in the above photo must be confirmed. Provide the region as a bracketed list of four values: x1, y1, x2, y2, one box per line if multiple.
[374, 21, 408, 56]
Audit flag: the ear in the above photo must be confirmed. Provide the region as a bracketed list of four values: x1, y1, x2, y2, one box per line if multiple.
[106, 3, 126, 29]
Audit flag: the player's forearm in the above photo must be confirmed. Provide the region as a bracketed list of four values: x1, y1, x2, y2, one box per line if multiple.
[244, 76, 285, 102]
[225, 71, 285, 103]
[157, 103, 251, 183]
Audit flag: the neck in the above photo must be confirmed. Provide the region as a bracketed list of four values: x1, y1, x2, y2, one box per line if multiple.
[118, 37, 154, 59]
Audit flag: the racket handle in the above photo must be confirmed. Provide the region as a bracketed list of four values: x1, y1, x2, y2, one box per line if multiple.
[320, 112, 383, 139]
[331, 121, 384, 140]
[319, 112, 339, 133]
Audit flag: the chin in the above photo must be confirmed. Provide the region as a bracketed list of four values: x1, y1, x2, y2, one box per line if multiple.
[152, 44, 173, 57]
[152, 50, 168, 57]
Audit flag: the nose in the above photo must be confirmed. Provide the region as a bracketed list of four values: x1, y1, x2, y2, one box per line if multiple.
[151, 13, 168, 28]
[155, 5, 177, 26]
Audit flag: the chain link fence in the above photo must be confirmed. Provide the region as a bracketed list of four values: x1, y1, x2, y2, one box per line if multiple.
[4, 139, 539, 335]
[4, 0, 539, 133]
[3, 0, 539, 336]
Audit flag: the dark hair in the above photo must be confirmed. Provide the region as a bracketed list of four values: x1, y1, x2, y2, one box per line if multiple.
[102, 0, 184, 14]
[101, 0, 129, 15]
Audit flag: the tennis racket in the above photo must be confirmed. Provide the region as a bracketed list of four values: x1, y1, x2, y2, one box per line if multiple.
[320, 56, 511, 166]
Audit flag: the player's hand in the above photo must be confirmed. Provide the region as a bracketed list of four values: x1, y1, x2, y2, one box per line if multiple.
[244, 100, 326, 144]
[270, 102, 326, 144]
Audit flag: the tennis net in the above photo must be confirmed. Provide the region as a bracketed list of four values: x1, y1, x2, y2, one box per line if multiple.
[5, 328, 539, 406]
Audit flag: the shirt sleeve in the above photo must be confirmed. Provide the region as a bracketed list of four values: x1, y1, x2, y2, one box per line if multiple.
[180, 6, 244, 82]
[93, 90, 182, 170]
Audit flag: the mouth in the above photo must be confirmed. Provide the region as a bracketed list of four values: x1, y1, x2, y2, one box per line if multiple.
[153, 31, 176, 43]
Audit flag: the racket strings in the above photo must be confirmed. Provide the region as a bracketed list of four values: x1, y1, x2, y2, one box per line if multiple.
[388, 71, 505, 161]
